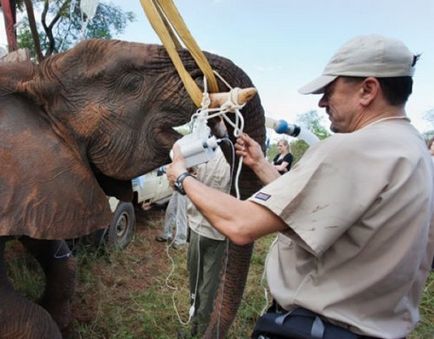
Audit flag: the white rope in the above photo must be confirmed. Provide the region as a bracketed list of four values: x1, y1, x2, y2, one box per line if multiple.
[165, 222, 191, 326]
[167, 74, 247, 334]
[189, 77, 245, 201]
[195, 76, 246, 337]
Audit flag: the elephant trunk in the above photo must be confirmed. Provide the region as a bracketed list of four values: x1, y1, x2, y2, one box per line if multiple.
[203, 242, 254, 339]
[199, 65, 266, 336]
[203, 167, 262, 338]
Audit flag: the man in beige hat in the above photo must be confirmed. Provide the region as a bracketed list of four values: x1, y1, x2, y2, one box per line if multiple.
[167, 35, 434, 338]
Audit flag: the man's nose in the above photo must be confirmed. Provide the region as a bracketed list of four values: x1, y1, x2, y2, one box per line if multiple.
[318, 95, 327, 108]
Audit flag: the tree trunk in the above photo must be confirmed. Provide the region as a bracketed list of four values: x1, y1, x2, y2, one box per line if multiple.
[23, 0, 44, 62]
[0, 0, 17, 51]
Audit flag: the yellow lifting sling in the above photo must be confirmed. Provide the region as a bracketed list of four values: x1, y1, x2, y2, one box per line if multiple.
[139, 0, 219, 107]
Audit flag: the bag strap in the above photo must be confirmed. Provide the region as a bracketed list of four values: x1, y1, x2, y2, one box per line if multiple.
[275, 308, 325, 339]
[311, 316, 325, 339]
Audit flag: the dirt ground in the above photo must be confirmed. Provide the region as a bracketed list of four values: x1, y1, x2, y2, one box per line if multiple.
[4, 207, 173, 338]
[69, 208, 170, 331]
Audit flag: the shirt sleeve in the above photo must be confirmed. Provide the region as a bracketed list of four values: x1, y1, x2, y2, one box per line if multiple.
[249, 136, 389, 257]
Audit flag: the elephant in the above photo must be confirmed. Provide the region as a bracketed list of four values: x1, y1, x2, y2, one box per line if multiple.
[0, 39, 266, 338]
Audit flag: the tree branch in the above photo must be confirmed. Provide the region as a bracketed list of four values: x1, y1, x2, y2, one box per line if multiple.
[48, 0, 70, 30]
[41, 0, 55, 56]
[23, 0, 43, 62]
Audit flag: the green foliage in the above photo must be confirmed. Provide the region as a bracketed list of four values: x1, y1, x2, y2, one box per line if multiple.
[266, 143, 278, 162]
[16, 25, 35, 52]
[17, 0, 134, 58]
[296, 110, 331, 141]
[292, 110, 331, 162]
[289, 139, 309, 163]
[5, 241, 44, 300]
[414, 273, 434, 339]
[268, 110, 331, 164]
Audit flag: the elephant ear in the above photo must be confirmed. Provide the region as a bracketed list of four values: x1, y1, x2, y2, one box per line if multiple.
[0, 91, 112, 240]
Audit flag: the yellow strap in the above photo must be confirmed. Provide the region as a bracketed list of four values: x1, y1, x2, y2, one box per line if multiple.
[155, 0, 219, 92]
[140, 0, 219, 107]
[154, 1, 182, 50]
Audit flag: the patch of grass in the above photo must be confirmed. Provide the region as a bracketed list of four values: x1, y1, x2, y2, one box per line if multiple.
[411, 273, 434, 339]
[5, 240, 44, 300]
[4, 222, 434, 338]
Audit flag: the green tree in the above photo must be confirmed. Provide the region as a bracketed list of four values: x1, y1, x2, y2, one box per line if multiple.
[267, 110, 331, 165]
[17, 0, 134, 59]
[289, 110, 331, 163]
[266, 142, 278, 162]
[296, 110, 331, 140]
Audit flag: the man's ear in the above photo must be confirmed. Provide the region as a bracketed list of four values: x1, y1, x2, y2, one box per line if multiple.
[359, 77, 380, 106]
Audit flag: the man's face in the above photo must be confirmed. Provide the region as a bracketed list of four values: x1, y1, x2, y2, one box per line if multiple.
[318, 78, 362, 133]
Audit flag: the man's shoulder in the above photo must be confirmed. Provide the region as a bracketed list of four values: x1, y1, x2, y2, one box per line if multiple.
[307, 125, 420, 167]
[320, 121, 422, 148]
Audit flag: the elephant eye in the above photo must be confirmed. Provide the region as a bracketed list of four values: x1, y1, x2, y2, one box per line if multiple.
[118, 72, 143, 93]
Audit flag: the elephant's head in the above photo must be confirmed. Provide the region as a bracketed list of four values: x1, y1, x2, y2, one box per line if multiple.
[1, 39, 266, 337]
[19, 41, 198, 179]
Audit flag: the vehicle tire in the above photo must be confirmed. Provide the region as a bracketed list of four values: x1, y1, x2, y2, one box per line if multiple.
[107, 202, 136, 249]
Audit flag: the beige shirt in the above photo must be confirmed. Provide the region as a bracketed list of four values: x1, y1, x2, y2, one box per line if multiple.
[187, 147, 231, 240]
[249, 118, 434, 338]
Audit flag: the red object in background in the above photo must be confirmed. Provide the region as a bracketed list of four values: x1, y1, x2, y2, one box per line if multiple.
[1, 0, 17, 51]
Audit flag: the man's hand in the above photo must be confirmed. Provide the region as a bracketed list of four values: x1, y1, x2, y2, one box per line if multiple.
[235, 133, 266, 169]
[236, 133, 281, 184]
[166, 143, 188, 187]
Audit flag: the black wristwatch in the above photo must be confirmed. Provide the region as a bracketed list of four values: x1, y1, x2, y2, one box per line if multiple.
[174, 172, 193, 195]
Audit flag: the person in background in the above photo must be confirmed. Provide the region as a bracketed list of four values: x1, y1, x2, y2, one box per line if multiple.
[167, 35, 434, 339]
[155, 191, 187, 248]
[272, 139, 293, 174]
[186, 147, 231, 337]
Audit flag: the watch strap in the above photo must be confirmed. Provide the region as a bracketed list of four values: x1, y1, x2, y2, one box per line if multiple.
[174, 172, 193, 195]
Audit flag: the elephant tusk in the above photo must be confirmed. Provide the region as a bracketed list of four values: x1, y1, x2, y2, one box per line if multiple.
[209, 87, 257, 109]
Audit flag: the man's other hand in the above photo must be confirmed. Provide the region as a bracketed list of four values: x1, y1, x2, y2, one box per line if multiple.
[235, 133, 266, 169]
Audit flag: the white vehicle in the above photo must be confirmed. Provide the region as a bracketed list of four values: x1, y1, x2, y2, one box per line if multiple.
[98, 167, 173, 249]
[103, 197, 136, 249]
[132, 166, 173, 208]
